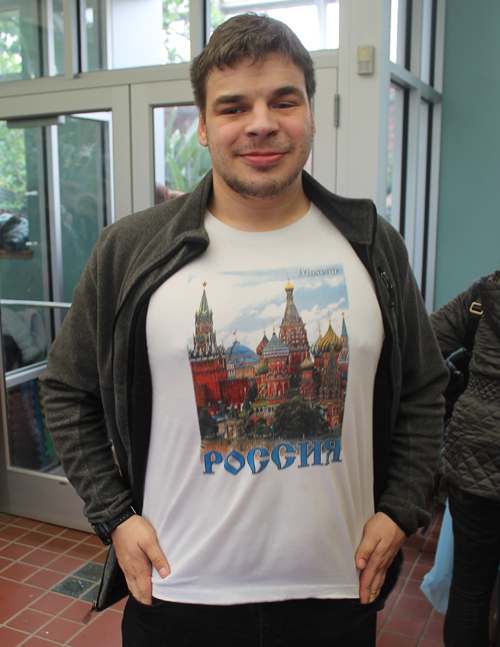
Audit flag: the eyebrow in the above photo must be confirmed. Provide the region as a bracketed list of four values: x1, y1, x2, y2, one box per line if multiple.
[211, 85, 307, 110]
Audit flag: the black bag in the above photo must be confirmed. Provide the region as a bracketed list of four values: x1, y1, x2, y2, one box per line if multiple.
[442, 284, 482, 428]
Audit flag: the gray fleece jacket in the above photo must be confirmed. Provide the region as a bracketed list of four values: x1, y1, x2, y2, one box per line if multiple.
[431, 273, 500, 500]
[40, 171, 447, 605]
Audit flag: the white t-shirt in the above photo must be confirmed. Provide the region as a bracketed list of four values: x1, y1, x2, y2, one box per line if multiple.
[143, 204, 384, 604]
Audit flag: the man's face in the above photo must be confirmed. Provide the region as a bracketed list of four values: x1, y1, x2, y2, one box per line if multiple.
[198, 55, 316, 201]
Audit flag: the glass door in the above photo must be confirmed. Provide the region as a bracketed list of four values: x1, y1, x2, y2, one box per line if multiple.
[0, 110, 113, 529]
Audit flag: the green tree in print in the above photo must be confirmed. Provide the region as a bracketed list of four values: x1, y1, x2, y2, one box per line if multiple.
[199, 408, 218, 440]
[274, 397, 324, 439]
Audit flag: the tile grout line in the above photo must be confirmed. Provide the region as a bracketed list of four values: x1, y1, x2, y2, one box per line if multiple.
[0, 514, 109, 646]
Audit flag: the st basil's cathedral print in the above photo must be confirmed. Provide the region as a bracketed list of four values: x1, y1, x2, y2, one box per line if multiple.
[188, 275, 350, 453]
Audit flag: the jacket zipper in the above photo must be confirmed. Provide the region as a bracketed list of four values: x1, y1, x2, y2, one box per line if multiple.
[378, 267, 395, 308]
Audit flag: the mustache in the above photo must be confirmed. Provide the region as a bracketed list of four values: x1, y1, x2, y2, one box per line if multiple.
[233, 143, 294, 154]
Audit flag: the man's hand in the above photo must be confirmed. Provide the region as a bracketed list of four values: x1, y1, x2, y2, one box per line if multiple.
[354, 512, 406, 604]
[111, 515, 170, 605]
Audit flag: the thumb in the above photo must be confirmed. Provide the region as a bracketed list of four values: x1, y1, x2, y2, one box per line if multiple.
[144, 541, 170, 579]
[355, 537, 376, 570]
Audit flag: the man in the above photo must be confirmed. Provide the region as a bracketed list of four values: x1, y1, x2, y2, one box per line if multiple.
[41, 13, 448, 646]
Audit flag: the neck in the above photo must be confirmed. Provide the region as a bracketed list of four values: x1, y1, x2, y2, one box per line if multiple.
[208, 172, 311, 232]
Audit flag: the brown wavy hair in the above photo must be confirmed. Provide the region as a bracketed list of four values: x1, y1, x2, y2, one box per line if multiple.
[190, 13, 316, 118]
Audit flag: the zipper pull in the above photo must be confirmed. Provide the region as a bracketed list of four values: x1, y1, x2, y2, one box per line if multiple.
[82, 601, 97, 624]
[378, 267, 395, 307]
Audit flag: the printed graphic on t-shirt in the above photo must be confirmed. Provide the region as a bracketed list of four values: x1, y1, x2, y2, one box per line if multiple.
[187, 266, 350, 476]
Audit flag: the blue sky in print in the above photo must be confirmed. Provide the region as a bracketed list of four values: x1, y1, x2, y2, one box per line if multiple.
[185, 264, 349, 353]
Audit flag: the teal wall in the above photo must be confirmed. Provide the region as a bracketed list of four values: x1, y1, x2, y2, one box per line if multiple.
[433, 0, 500, 309]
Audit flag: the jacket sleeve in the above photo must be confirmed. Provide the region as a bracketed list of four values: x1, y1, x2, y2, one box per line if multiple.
[374, 234, 449, 535]
[40, 246, 134, 525]
[429, 281, 479, 357]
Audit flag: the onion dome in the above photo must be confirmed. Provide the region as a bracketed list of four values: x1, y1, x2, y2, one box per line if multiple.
[300, 357, 314, 369]
[310, 325, 323, 358]
[318, 317, 342, 353]
[262, 332, 289, 358]
[255, 358, 269, 375]
[281, 276, 304, 327]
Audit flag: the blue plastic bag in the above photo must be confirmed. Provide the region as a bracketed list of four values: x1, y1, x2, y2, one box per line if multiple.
[420, 500, 454, 615]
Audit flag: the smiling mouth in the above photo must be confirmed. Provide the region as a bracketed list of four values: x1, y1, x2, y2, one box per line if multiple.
[239, 151, 287, 167]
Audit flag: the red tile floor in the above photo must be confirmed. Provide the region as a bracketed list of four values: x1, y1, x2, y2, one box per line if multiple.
[377, 504, 445, 646]
[0, 506, 446, 646]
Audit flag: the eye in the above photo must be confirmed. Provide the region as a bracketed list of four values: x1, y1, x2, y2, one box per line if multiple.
[223, 107, 244, 115]
[275, 101, 294, 109]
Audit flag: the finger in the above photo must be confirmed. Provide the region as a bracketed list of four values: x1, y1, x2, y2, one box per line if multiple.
[124, 571, 152, 605]
[359, 560, 388, 603]
[141, 539, 171, 579]
[135, 575, 153, 605]
[355, 535, 381, 570]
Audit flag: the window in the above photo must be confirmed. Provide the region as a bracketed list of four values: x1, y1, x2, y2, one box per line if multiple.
[386, 0, 443, 307]
[154, 104, 211, 202]
[0, 0, 64, 81]
[209, 0, 339, 51]
[0, 110, 112, 474]
[79, 0, 191, 71]
[385, 83, 406, 231]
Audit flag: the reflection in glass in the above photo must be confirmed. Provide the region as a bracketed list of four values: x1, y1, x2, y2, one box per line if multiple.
[0, 113, 111, 305]
[209, 0, 339, 51]
[0, 0, 64, 82]
[1, 305, 48, 371]
[7, 377, 59, 472]
[57, 114, 111, 302]
[0, 121, 50, 303]
[154, 105, 212, 203]
[0, 111, 112, 479]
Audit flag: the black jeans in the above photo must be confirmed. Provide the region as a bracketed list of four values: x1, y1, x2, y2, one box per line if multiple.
[444, 484, 500, 647]
[121, 595, 377, 646]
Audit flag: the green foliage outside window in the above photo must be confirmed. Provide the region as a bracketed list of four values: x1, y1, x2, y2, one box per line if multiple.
[0, 122, 26, 212]
[164, 107, 212, 193]
[162, 0, 225, 63]
[162, 0, 190, 64]
[0, 11, 22, 77]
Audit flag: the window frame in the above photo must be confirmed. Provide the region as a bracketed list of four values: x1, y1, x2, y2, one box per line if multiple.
[384, 0, 445, 309]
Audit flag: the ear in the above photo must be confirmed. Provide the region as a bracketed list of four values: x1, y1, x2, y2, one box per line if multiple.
[198, 112, 208, 147]
[310, 105, 316, 137]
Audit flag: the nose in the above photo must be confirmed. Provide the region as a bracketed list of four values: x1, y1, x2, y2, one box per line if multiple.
[244, 104, 278, 138]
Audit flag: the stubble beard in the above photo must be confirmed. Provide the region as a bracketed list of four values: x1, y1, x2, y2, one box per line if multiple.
[208, 130, 314, 200]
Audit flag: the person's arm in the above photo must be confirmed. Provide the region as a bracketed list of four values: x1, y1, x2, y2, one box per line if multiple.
[41, 243, 171, 604]
[41, 247, 131, 522]
[429, 281, 480, 356]
[354, 229, 448, 601]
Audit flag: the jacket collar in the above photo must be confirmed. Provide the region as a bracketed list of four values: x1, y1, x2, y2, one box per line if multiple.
[173, 169, 377, 244]
[127, 169, 378, 287]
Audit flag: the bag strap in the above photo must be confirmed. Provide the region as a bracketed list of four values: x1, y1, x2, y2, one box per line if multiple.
[464, 282, 482, 353]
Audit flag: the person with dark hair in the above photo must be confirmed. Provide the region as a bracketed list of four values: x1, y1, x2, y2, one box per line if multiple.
[430, 272, 500, 647]
[41, 13, 447, 647]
